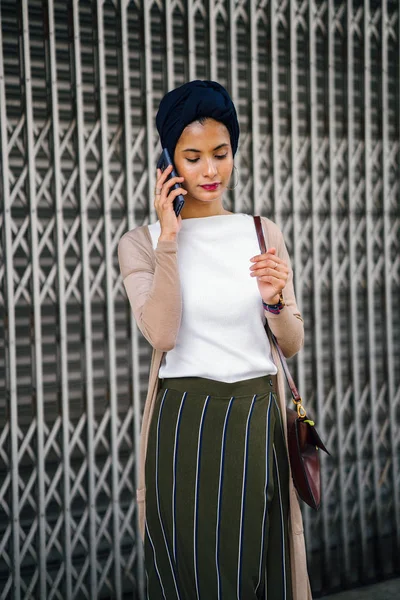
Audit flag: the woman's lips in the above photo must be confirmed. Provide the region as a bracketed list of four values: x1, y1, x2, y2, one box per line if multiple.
[200, 183, 220, 191]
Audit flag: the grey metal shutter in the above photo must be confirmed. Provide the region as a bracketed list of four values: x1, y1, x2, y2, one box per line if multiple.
[0, 1, 399, 598]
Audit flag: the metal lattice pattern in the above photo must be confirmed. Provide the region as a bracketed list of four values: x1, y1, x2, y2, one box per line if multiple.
[0, 1, 399, 598]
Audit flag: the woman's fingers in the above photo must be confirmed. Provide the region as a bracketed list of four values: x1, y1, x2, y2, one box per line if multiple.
[156, 164, 173, 187]
[249, 250, 289, 291]
[155, 165, 184, 193]
[250, 258, 289, 275]
[154, 166, 187, 210]
[157, 187, 187, 210]
[154, 167, 185, 238]
[251, 268, 287, 281]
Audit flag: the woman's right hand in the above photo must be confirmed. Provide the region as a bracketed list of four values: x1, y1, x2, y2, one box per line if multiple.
[154, 165, 187, 241]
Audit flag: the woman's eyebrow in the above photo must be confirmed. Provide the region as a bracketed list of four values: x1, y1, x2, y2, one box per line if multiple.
[182, 143, 229, 152]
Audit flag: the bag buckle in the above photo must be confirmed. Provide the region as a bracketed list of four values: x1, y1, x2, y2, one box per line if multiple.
[293, 397, 307, 418]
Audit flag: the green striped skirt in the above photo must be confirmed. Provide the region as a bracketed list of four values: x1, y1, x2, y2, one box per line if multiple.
[144, 375, 292, 600]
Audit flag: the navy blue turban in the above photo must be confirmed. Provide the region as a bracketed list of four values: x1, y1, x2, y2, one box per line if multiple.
[156, 80, 240, 159]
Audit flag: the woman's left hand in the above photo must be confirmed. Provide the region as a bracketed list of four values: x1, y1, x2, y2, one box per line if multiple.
[250, 247, 289, 305]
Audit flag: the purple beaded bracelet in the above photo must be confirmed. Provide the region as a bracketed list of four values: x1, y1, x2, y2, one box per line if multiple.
[262, 297, 285, 315]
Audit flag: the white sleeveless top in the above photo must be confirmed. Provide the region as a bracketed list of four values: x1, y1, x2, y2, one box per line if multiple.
[148, 214, 277, 383]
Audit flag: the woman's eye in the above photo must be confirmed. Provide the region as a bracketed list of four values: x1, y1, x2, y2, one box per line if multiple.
[216, 154, 228, 160]
[186, 158, 199, 163]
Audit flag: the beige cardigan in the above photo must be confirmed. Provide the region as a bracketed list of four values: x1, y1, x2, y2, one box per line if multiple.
[118, 216, 312, 600]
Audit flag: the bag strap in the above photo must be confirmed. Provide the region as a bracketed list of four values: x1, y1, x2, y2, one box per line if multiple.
[253, 216, 306, 418]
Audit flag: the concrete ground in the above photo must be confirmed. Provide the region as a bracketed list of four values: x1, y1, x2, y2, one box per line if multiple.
[319, 577, 400, 599]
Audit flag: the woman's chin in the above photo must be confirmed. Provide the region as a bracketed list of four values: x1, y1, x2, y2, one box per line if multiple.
[188, 189, 226, 203]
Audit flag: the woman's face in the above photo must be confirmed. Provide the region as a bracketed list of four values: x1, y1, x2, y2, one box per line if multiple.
[173, 118, 234, 205]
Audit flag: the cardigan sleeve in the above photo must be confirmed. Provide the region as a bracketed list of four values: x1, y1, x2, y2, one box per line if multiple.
[261, 217, 304, 358]
[118, 227, 182, 351]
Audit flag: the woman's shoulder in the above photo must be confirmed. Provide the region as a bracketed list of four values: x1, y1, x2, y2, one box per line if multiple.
[118, 224, 154, 278]
[119, 223, 152, 247]
[258, 215, 285, 242]
[256, 216, 291, 257]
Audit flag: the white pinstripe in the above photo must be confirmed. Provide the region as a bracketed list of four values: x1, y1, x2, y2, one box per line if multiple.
[215, 396, 235, 600]
[255, 393, 273, 593]
[237, 394, 257, 599]
[145, 520, 167, 600]
[172, 392, 187, 563]
[273, 444, 287, 600]
[194, 395, 211, 600]
[155, 389, 181, 599]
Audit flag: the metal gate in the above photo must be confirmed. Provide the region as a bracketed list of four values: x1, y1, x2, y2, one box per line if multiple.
[0, 1, 399, 598]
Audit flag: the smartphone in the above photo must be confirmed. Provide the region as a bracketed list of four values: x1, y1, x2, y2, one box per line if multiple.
[156, 148, 185, 217]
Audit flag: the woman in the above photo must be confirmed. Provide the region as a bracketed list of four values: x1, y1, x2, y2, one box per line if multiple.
[118, 80, 312, 600]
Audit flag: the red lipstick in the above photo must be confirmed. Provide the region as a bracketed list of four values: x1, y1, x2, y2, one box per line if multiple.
[200, 183, 220, 191]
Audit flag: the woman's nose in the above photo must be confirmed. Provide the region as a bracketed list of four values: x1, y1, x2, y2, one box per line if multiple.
[204, 159, 218, 177]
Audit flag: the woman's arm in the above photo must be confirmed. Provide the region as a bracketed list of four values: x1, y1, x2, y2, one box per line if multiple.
[118, 228, 182, 351]
[261, 218, 304, 358]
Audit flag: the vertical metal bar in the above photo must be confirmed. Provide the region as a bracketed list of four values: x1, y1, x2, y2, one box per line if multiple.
[95, 4, 121, 596]
[347, 0, 368, 576]
[71, 1, 97, 595]
[165, 0, 174, 90]
[326, 0, 340, 571]
[328, 0, 350, 577]
[144, 0, 156, 222]
[0, 16, 20, 600]
[364, 0, 383, 555]
[289, 0, 306, 396]
[47, 1, 72, 596]
[250, 0, 260, 215]
[229, 0, 239, 211]
[20, 3, 46, 596]
[270, 0, 280, 224]
[309, 0, 324, 557]
[209, 0, 217, 80]
[188, 1, 196, 80]
[120, 2, 145, 595]
[289, 0, 299, 236]
[382, 0, 400, 551]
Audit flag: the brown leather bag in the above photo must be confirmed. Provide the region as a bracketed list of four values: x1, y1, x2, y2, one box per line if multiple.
[253, 216, 329, 510]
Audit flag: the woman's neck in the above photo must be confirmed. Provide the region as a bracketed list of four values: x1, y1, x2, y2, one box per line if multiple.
[180, 198, 232, 219]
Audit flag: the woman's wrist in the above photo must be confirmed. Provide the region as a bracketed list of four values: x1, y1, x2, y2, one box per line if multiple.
[263, 293, 280, 305]
[159, 232, 177, 242]
[263, 294, 285, 315]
